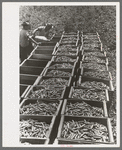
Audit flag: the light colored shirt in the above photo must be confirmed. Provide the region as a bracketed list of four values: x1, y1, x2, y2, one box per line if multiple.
[33, 26, 46, 36]
[19, 29, 29, 47]
[34, 36, 48, 41]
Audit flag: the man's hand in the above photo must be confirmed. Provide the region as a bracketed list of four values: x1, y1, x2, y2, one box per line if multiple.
[49, 33, 55, 41]
[46, 38, 50, 41]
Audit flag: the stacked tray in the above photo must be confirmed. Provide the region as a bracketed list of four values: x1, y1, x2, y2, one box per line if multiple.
[82, 55, 108, 65]
[19, 35, 65, 145]
[20, 99, 63, 116]
[21, 59, 50, 68]
[24, 85, 66, 100]
[55, 116, 114, 144]
[43, 68, 75, 77]
[59, 31, 79, 46]
[19, 32, 115, 145]
[81, 50, 106, 57]
[44, 31, 80, 92]
[20, 66, 46, 76]
[61, 99, 108, 117]
[53, 45, 79, 56]
[20, 85, 64, 145]
[31, 42, 59, 58]
[80, 61, 109, 71]
[51, 55, 79, 63]
[28, 45, 56, 61]
[20, 59, 50, 79]
[47, 61, 77, 69]
[68, 86, 109, 102]
[19, 43, 59, 101]
[54, 50, 79, 57]
[80, 67, 112, 81]
[79, 32, 114, 91]
[20, 74, 40, 86]
[46, 61, 78, 78]
[54, 32, 114, 145]
[77, 76, 113, 91]
[20, 115, 56, 144]
[36, 76, 73, 87]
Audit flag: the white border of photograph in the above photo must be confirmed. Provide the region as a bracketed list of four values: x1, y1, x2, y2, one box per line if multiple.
[2, 2, 120, 147]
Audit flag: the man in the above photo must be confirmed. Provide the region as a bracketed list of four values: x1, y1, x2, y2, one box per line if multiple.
[32, 23, 54, 42]
[19, 22, 31, 63]
[20, 22, 54, 63]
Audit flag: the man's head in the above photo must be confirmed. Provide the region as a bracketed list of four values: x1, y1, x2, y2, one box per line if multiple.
[45, 24, 53, 32]
[22, 22, 30, 30]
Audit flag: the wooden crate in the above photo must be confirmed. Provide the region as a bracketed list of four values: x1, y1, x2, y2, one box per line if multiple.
[80, 61, 108, 71]
[37, 76, 73, 87]
[61, 37, 79, 47]
[35, 46, 55, 50]
[68, 86, 109, 102]
[82, 55, 108, 65]
[83, 43, 101, 47]
[58, 34, 79, 46]
[83, 34, 98, 37]
[43, 68, 75, 77]
[29, 54, 52, 61]
[48, 61, 77, 70]
[83, 32, 97, 35]
[80, 67, 111, 81]
[24, 85, 66, 100]
[20, 115, 56, 144]
[53, 49, 79, 57]
[83, 40, 100, 44]
[53, 51, 79, 57]
[40, 42, 57, 46]
[52, 45, 79, 55]
[20, 74, 38, 86]
[21, 59, 49, 68]
[77, 76, 114, 91]
[62, 34, 78, 37]
[81, 49, 106, 57]
[51, 55, 79, 63]
[20, 138, 50, 145]
[34, 49, 54, 55]
[56, 116, 114, 144]
[20, 66, 45, 76]
[30, 54, 53, 61]
[20, 98, 63, 116]
[51, 56, 80, 74]
[83, 37, 99, 41]
[61, 99, 108, 117]
[63, 32, 78, 36]
[82, 46, 101, 51]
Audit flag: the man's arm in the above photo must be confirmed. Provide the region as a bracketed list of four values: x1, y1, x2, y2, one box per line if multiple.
[26, 33, 38, 45]
[34, 36, 49, 41]
[32, 27, 39, 35]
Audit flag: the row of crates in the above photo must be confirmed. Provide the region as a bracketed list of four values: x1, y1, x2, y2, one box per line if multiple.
[19, 31, 115, 145]
[20, 36, 61, 102]
[54, 32, 114, 144]
[20, 35, 64, 144]
[19, 31, 82, 145]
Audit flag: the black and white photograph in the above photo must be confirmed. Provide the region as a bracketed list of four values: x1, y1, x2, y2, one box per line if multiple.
[2, 2, 120, 147]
